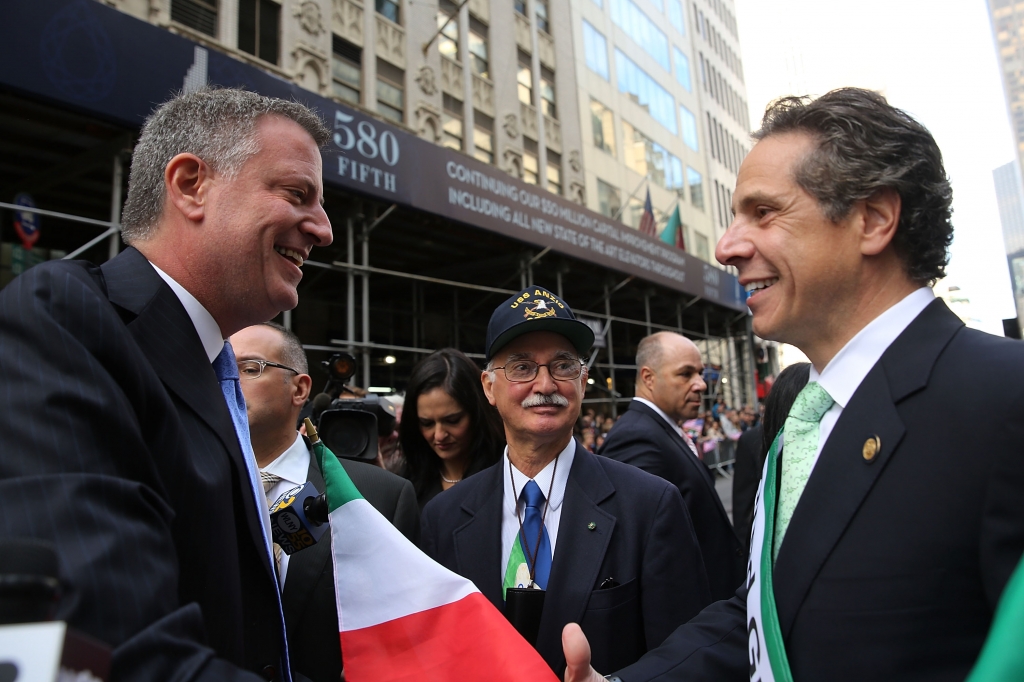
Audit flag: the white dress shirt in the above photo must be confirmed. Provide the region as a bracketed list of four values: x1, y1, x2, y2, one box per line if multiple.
[262, 432, 312, 585]
[632, 397, 700, 457]
[151, 262, 223, 362]
[500, 438, 576, 583]
[808, 287, 935, 472]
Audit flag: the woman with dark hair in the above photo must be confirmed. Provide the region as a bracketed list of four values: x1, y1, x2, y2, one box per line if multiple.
[400, 348, 505, 509]
[732, 362, 811, 554]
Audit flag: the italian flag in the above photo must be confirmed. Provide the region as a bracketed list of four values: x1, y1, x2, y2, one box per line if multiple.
[309, 427, 559, 682]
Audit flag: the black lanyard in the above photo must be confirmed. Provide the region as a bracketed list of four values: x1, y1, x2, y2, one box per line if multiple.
[508, 453, 559, 587]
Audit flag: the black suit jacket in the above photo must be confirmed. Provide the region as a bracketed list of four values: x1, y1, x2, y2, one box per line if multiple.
[732, 425, 764, 556]
[599, 401, 744, 601]
[616, 300, 1024, 681]
[284, 449, 419, 682]
[0, 248, 282, 680]
[419, 442, 711, 676]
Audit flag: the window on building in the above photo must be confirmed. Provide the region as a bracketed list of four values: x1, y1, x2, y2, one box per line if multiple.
[535, 0, 550, 33]
[539, 67, 556, 119]
[332, 37, 362, 104]
[238, 0, 280, 64]
[523, 154, 539, 185]
[515, 0, 527, 16]
[597, 179, 622, 219]
[693, 231, 710, 262]
[171, 0, 217, 36]
[680, 105, 698, 151]
[376, 59, 404, 124]
[687, 166, 704, 210]
[610, 0, 669, 71]
[590, 99, 615, 157]
[547, 150, 562, 195]
[591, 0, 603, 6]
[621, 120, 683, 191]
[672, 47, 692, 92]
[615, 49, 677, 134]
[442, 94, 464, 151]
[517, 51, 534, 105]
[469, 18, 489, 79]
[474, 111, 494, 165]
[667, 0, 684, 34]
[376, 0, 399, 23]
[438, 1, 460, 61]
[582, 21, 609, 81]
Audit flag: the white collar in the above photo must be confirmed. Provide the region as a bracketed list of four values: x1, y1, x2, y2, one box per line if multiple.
[811, 287, 935, 407]
[632, 397, 684, 438]
[262, 432, 311, 486]
[502, 437, 576, 515]
[150, 261, 224, 363]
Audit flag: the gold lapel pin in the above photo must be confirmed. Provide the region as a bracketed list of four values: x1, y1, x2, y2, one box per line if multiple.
[587, 522, 597, 531]
[862, 435, 881, 462]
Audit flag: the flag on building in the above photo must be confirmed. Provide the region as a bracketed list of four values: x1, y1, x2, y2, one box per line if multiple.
[306, 422, 558, 682]
[660, 204, 685, 251]
[638, 188, 657, 237]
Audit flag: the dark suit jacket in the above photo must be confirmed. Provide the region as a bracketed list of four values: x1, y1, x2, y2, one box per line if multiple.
[599, 401, 744, 601]
[285, 449, 419, 682]
[419, 442, 711, 676]
[0, 248, 282, 680]
[615, 300, 1024, 682]
[732, 424, 764, 556]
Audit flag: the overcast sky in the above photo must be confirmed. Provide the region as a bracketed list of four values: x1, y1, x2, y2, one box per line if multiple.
[732, 0, 1016, 335]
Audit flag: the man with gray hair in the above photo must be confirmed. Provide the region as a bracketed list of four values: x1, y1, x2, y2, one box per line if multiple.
[0, 88, 332, 680]
[599, 332, 744, 602]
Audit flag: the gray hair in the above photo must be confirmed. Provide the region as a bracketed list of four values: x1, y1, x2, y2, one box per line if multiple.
[258, 321, 309, 375]
[121, 88, 330, 243]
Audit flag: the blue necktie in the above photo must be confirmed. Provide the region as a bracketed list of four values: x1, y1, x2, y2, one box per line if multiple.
[213, 342, 292, 681]
[520, 480, 553, 590]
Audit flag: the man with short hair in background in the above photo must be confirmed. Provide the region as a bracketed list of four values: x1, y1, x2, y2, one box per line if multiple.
[600, 331, 744, 601]
[230, 321, 418, 682]
[0, 88, 332, 680]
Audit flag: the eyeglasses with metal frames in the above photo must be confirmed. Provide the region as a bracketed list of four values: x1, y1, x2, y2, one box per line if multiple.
[237, 359, 301, 380]
[492, 358, 584, 383]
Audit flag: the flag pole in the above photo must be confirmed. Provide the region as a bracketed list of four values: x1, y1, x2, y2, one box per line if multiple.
[611, 174, 649, 222]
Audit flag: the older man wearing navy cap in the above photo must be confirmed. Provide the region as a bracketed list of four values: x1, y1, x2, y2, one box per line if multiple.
[419, 287, 712, 676]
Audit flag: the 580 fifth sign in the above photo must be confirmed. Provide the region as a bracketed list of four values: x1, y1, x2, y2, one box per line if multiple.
[330, 110, 401, 196]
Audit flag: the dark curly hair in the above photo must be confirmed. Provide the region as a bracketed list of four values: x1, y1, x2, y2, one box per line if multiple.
[753, 88, 953, 285]
[400, 349, 505, 505]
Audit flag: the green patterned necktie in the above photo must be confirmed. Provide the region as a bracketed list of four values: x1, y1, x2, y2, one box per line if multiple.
[774, 381, 834, 562]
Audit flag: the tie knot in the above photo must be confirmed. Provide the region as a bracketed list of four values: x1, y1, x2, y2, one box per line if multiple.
[789, 381, 834, 424]
[522, 479, 546, 509]
[261, 471, 282, 494]
[213, 342, 238, 382]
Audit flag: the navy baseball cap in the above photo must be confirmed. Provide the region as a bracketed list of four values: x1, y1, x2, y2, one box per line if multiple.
[485, 287, 595, 360]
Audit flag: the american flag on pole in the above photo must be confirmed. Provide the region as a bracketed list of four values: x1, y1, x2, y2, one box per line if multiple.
[638, 188, 657, 237]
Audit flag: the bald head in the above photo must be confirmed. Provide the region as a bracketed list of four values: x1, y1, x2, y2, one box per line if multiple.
[635, 332, 707, 422]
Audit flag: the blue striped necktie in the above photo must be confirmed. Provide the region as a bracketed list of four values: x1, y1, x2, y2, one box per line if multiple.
[520, 480, 553, 589]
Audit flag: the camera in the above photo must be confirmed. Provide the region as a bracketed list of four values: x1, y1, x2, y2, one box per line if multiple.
[312, 352, 397, 462]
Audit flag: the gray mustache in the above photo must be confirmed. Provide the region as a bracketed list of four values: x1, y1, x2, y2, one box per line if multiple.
[521, 393, 570, 408]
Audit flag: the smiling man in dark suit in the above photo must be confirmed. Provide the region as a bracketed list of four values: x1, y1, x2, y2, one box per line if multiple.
[0, 89, 332, 680]
[420, 287, 711, 677]
[599, 332, 744, 601]
[564, 88, 1024, 682]
[230, 321, 418, 682]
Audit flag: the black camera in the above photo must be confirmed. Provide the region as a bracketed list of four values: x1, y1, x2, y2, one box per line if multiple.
[313, 352, 397, 462]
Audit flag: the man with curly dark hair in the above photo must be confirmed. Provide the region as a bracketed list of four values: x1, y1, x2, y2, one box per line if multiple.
[564, 88, 1024, 682]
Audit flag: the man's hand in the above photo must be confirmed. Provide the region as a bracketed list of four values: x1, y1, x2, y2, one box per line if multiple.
[563, 623, 606, 682]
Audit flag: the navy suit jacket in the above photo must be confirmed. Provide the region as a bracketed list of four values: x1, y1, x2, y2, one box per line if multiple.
[615, 300, 1024, 682]
[0, 248, 282, 680]
[599, 401, 744, 601]
[419, 442, 711, 676]
[284, 449, 419, 682]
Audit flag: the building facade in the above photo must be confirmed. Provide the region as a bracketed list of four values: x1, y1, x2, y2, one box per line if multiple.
[0, 0, 761, 411]
[993, 161, 1024, 331]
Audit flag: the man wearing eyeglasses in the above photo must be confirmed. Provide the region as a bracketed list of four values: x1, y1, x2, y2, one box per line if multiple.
[419, 287, 712, 676]
[229, 322, 418, 682]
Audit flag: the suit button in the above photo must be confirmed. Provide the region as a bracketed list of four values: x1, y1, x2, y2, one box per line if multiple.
[261, 664, 277, 680]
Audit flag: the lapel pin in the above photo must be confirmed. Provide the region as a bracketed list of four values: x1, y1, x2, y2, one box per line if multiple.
[587, 521, 597, 531]
[862, 435, 881, 462]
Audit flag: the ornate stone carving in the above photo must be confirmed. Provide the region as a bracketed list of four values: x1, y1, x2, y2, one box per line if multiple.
[569, 150, 581, 173]
[293, 0, 325, 36]
[291, 44, 328, 94]
[569, 181, 585, 205]
[520, 101, 538, 139]
[503, 148, 524, 179]
[332, 0, 363, 46]
[503, 114, 519, 139]
[543, 115, 561, 153]
[538, 30, 555, 69]
[416, 66, 437, 96]
[415, 102, 442, 143]
[515, 12, 531, 53]
[440, 56, 463, 98]
[471, 74, 494, 117]
[375, 14, 405, 68]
